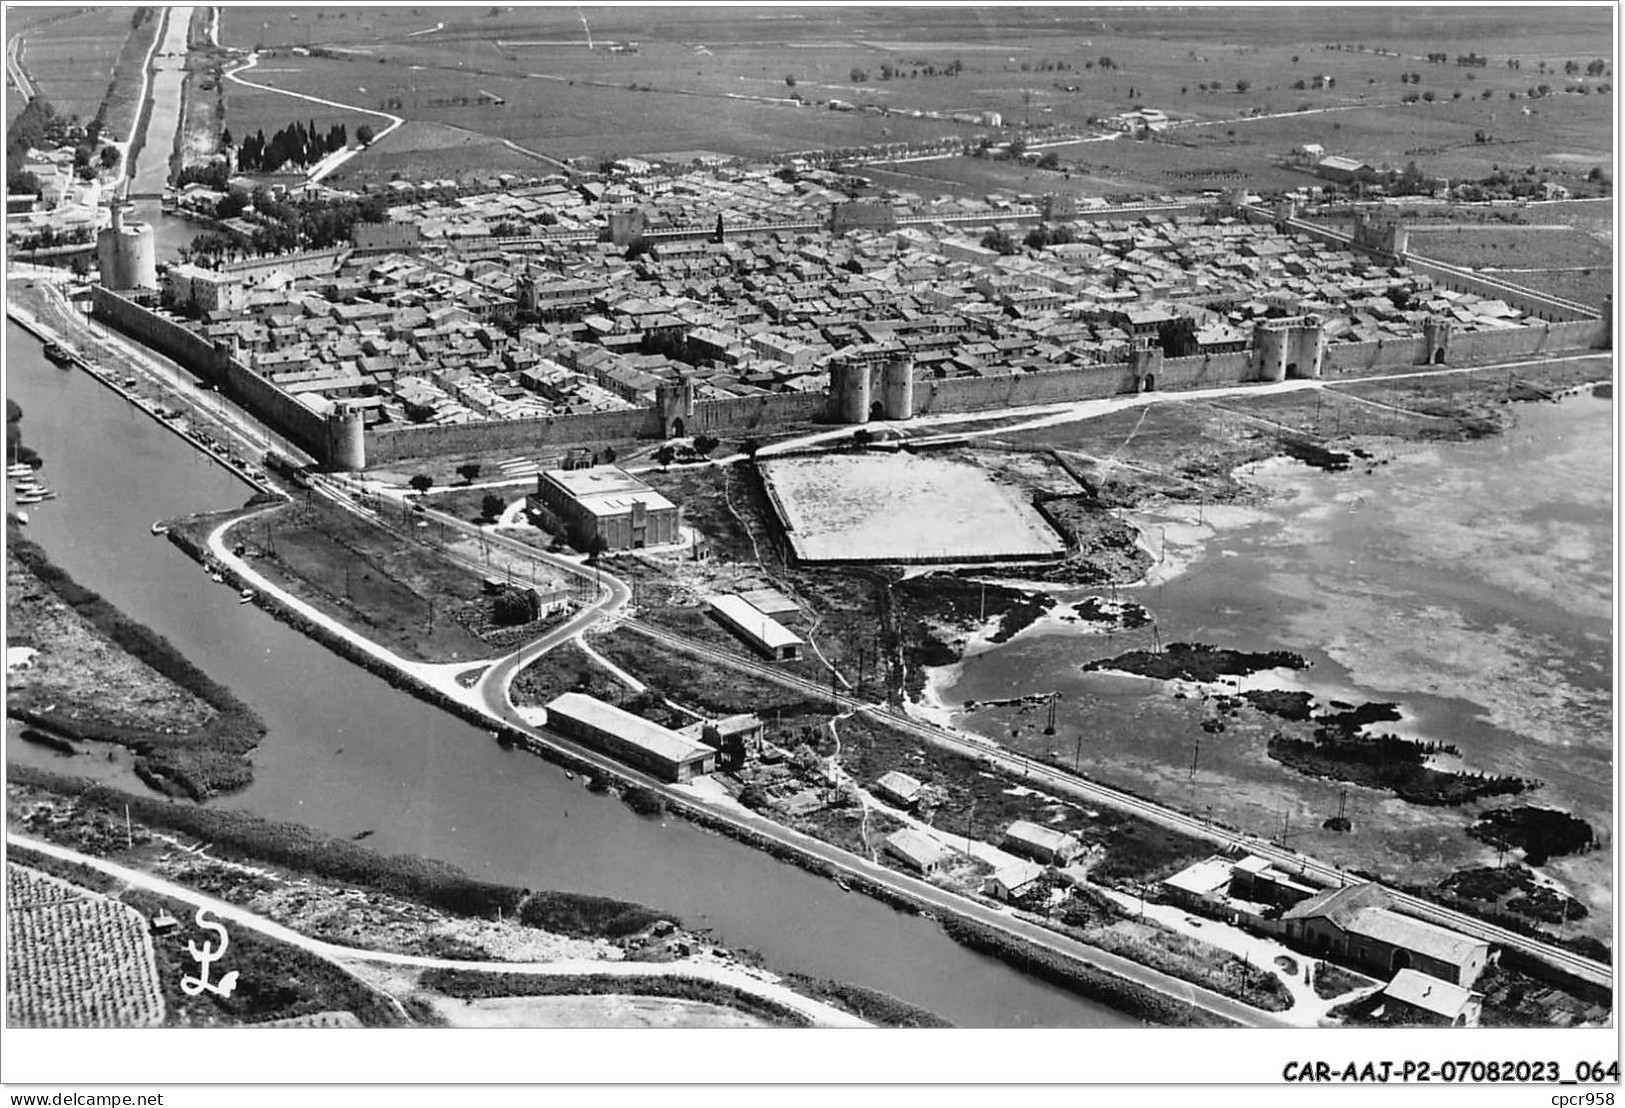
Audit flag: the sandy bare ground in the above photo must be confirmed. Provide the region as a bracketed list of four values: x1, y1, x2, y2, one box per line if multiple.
[760, 452, 1067, 563]
[425, 993, 771, 1028]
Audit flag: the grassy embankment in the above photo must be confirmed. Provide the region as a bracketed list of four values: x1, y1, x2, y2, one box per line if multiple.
[8, 765, 668, 941]
[111, 8, 166, 175]
[418, 969, 813, 1028]
[170, 9, 230, 183]
[7, 767, 952, 1028]
[6, 526, 265, 798]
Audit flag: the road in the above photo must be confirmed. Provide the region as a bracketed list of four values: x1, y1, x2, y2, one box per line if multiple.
[222, 52, 405, 185]
[612, 617, 1613, 991]
[213, 337, 1615, 998]
[7, 834, 868, 1028]
[6, 33, 34, 101]
[31, 281, 1611, 1008]
[202, 487, 1283, 1027]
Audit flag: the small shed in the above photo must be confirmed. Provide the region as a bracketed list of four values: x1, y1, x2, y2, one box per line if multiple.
[1002, 820, 1084, 865]
[1381, 969, 1482, 1028]
[984, 860, 1047, 902]
[883, 828, 955, 875]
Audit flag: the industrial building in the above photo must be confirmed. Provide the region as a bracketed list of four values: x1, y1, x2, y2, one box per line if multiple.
[883, 828, 956, 875]
[529, 464, 679, 552]
[544, 692, 717, 782]
[706, 594, 805, 660]
[1281, 884, 1491, 988]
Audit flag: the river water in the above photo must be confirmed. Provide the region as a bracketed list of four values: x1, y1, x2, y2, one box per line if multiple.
[128, 7, 193, 199]
[3, 321, 1132, 1028]
[945, 386, 1614, 935]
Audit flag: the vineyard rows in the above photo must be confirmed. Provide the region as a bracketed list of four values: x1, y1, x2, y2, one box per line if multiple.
[6, 864, 165, 1027]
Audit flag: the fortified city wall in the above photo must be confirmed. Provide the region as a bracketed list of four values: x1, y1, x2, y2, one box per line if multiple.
[92, 276, 1607, 473]
[364, 389, 828, 465]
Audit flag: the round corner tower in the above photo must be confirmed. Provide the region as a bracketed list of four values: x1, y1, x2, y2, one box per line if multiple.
[879, 357, 914, 420]
[324, 404, 367, 472]
[829, 359, 872, 424]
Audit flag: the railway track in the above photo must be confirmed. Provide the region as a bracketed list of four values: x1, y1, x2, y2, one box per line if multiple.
[617, 618, 1613, 991]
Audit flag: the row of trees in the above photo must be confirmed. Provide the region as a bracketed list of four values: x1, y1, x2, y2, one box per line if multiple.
[233, 120, 351, 174]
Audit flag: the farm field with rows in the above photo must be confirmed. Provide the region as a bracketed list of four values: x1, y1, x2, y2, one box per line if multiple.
[6, 863, 165, 1028]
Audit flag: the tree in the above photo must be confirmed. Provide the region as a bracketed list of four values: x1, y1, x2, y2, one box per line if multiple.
[740, 437, 762, 457]
[692, 433, 720, 457]
[98, 146, 120, 170]
[784, 74, 797, 87]
[602, 446, 617, 463]
[493, 587, 539, 626]
[456, 462, 482, 484]
[852, 428, 874, 449]
[356, 123, 376, 146]
[1037, 150, 1059, 170]
[1421, 90, 1435, 102]
[980, 227, 1017, 255]
[655, 445, 676, 469]
[850, 67, 868, 83]
[481, 493, 505, 520]
[409, 474, 433, 494]
[7, 168, 41, 195]
[1235, 79, 1251, 93]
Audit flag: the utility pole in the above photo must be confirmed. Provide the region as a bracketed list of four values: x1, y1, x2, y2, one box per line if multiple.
[1073, 731, 1083, 772]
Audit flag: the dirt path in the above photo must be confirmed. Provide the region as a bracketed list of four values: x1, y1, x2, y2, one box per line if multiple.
[9, 833, 869, 1027]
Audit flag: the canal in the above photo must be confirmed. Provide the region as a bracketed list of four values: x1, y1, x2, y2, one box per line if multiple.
[4, 319, 1134, 1028]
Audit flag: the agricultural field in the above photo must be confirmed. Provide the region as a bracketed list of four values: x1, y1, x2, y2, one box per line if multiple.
[208, 5, 1608, 199]
[1486, 267, 1613, 312]
[8, 7, 148, 128]
[218, 66, 381, 148]
[6, 863, 165, 1028]
[334, 120, 554, 187]
[1407, 225, 1612, 270]
[1406, 224, 1614, 311]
